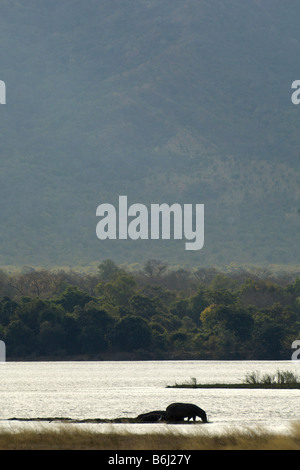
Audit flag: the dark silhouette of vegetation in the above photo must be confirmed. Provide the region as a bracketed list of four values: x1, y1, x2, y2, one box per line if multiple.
[0, 260, 300, 360]
[167, 370, 300, 389]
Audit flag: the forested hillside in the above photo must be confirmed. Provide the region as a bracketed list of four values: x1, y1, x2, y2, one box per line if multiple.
[0, 0, 299, 268]
[0, 262, 299, 360]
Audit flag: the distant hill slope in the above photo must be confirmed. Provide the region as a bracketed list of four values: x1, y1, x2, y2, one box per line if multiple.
[0, 0, 299, 268]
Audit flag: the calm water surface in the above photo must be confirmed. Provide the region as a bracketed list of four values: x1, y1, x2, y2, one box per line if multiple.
[0, 360, 299, 434]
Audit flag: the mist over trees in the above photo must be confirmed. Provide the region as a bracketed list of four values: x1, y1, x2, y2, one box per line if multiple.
[0, 0, 299, 267]
[0, 261, 299, 361]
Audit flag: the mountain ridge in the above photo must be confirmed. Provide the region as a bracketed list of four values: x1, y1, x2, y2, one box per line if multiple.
[0, 0, 298, 268]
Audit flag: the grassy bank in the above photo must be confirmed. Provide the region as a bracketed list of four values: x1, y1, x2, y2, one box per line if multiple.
[167, 383, 300, 389]
[1, 423, 300, 450]
[167, 370, 300, 389]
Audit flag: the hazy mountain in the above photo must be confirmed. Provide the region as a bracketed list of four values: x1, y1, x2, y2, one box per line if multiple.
[0, 0, 299, 269]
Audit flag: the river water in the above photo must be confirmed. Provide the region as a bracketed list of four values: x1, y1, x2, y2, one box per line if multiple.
[0, 360, 299, 435]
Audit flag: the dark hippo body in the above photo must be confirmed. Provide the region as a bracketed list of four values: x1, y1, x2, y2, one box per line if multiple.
[137, 410, 167, 422]
[166, 403, 208, 423]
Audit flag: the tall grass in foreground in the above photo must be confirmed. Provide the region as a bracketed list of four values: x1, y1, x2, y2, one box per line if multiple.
[1, 423, 300, 450]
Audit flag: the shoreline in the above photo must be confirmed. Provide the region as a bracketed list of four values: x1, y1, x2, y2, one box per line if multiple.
[166, 383, 300, 389]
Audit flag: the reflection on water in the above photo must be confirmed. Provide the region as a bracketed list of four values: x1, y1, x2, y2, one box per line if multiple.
[0, 360, 299, 433]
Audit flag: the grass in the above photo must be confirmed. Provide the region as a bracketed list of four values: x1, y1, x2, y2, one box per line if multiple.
[244, 370, 300, 385]
[1, 423, 300, 449]
[167, 369, 300, 389]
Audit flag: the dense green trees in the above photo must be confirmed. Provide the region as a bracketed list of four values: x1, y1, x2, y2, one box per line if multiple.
[0, 261, 299, 360]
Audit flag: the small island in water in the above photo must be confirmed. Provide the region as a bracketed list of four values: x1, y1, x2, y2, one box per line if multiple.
[166, 370, 300, 389]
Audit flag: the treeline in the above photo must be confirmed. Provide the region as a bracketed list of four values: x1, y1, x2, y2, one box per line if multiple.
[0, 260, 299, 360]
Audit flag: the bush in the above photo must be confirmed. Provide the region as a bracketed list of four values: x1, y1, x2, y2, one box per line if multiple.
[245, 369, 300, 385]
